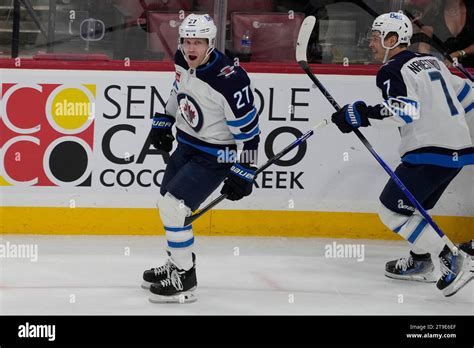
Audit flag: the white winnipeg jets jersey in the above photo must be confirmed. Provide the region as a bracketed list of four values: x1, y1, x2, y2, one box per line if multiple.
[164, 49, 259, 158]
[374, 50, 474, 168]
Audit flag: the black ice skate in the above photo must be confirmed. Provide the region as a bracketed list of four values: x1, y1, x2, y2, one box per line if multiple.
[437, 245, 474, 297]
[149, 264, 197, 303]
[458, 240, 474, 258]
[141, 252, 195, 290]
[142, 261, 176, 290]
[385, 251, 436, 282]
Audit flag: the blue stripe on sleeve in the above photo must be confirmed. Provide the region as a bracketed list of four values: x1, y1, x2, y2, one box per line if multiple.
[398, 97, 419, 106]
[465, 102, 474, 114]
[457, 82, 471, 103]
[383, 100, 414, 124]
[233, 126, 260, 140]
[397, 112, 413, 124]
[393, 98, 418, 123]
[226, 107, 257, 127]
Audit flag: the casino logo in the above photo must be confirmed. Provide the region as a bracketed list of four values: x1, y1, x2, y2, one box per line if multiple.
[177, 93, 203, 132]
[0, 83, 95, 187]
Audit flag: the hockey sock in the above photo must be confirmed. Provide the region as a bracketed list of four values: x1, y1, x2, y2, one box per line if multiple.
[411, 245, 430, 256]
[158, 192, 195, 271]
[167, 244, 194, 271]
[398, 215, 447, 256]
[379, 205, 453, 257]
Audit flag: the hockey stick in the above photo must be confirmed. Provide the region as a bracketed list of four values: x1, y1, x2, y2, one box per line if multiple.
[297, 16, 447, 239]
[183, 119, 329, 226]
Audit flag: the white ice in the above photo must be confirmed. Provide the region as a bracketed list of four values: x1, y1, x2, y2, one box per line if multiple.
[0, 234, 472, 315]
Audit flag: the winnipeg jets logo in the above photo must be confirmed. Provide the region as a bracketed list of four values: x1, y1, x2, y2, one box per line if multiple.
[177, 94, 203, 132]
[182, 100, 196, 124]
[217, 65, 236, 78]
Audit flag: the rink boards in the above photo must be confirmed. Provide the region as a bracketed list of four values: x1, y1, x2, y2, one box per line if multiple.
[1, 68, 473, 241]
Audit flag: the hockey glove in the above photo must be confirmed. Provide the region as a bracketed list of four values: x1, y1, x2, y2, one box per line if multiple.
[221, 163, 257, 201]
[149, 112, 175, 152]
[331, 101, 371, 134]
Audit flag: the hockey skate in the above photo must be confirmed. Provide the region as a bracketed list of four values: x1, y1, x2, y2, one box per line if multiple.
[142, 261, 176, 290]
[436, 246, 474, 297]
[141, 252, 195, 290]
[458, 240, 474, 258]
[385, 251, 437, 282]
[149, 264, 197, 304]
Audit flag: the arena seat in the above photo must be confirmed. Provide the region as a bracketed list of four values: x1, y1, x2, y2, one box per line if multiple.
[115, 0, 193, 20]
[147, 12, 186, 60]
[231, 12, 305, 62]
[194, 0, 274, 18]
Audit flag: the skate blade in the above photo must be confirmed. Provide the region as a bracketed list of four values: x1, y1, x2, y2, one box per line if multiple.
[141, 281, 152, 290]
[149, 287, 197, 304]
[384, 271, 437, 283]
[442, 258, 474, 297]
[443, 272, 473, 297]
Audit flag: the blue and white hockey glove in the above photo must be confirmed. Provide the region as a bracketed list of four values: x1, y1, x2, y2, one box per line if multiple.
[221, 163, 257, 201]
[150, 112, 175, 152]
[331, 101, 371, 134]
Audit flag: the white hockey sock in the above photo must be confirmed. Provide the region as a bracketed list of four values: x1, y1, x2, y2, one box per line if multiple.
[164, 224, 195, 270]
[158, 192, 195, 271]
[397, 215, 446, 256]
[167, 245, 194, 271]
[410, 210, 432, 255]
[379, 205, 451, 257]
[411, 245, 429, 255]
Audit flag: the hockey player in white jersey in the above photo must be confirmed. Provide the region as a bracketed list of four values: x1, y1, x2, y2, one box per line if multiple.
[141, 14, 260, 303]
[331, 12, 473, 296]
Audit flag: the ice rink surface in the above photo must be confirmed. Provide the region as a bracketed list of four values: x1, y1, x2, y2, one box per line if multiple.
[0, 234, 472, 315]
